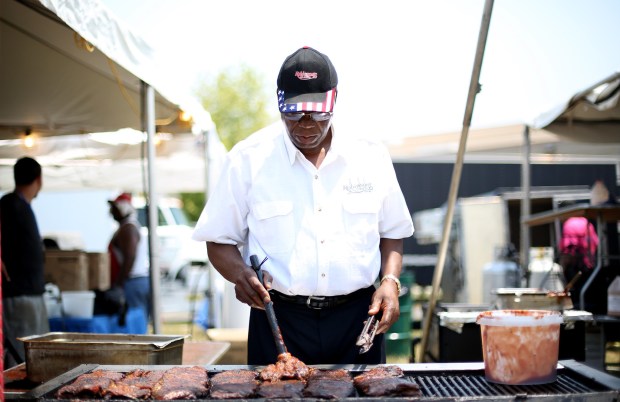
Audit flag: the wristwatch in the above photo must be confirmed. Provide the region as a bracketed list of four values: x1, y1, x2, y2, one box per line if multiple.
[380, 274, 401, 295]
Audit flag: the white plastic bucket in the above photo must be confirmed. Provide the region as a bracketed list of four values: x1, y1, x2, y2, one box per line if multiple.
[476, 309, 563, 385]
[61, 291, 95, 318]
[44, 295, 62, 318]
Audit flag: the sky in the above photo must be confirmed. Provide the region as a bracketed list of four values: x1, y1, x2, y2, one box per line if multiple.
[100, 0, 620, 142]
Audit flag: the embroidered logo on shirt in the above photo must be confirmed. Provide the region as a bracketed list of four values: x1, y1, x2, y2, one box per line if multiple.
[343, 181, 373, 193]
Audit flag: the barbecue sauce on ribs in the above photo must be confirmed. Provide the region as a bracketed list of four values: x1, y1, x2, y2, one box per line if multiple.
[258, 352, 310, 382]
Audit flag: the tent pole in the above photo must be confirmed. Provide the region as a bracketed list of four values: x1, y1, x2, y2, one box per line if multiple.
[418, 0, 494, 362]
[142, 81, 162, 334]
[203, 129, 218, 327]
[204, 130, 210, 202]
[520, 125, 531, 285]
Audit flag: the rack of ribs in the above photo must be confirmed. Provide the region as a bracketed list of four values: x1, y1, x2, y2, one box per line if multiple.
[55, 369, 124, 399]
[353, 365, 422, 397]
[150, 366, 209, 400]
[104, 369, 164, 399]
[257, 379, 306, 398]
[209, 369, 259, 399]
[303, 369, 355, 399]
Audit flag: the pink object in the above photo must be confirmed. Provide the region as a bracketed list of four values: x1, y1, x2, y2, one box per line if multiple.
[559, 217, 598, 269]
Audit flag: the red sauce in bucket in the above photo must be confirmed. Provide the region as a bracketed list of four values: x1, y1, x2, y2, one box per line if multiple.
[476, 310, 562, 385]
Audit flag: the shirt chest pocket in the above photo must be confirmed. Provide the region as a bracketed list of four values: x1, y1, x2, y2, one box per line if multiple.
[342, 196, 380, 250]
[251, 201, 295, 253]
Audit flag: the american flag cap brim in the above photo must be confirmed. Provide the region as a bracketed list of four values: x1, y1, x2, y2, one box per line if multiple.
[278, 87, 337, 113]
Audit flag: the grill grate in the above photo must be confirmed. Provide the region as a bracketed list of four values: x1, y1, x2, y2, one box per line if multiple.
[411, 372, 602, 398]
[28, 363, 618, 401]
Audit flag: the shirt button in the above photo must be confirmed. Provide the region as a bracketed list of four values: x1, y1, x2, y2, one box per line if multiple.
[320, 239, 325, 244]
[314, 175, 319, 180]
[321, 273, 325, 277]
[318, 207, 322, 212]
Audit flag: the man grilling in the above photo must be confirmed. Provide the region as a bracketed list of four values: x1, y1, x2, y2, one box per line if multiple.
[193, 46, 414, 365]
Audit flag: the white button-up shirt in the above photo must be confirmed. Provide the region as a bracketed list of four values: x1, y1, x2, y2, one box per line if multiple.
[193, 125, 414, 296]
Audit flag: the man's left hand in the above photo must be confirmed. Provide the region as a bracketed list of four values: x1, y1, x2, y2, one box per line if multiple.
[367, 280, 400, 334]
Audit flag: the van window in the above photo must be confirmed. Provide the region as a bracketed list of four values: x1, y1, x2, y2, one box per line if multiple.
[136, 207, 167, 227]
[169, 207, 189, 225]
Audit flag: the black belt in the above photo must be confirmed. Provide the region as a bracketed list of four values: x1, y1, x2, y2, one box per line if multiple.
[270, 287, 370, 310]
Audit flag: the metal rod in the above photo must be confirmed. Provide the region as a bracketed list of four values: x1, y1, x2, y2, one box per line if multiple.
[142, 81, 161, 334]
[520, 125, 531, 286]
[418, 0, 494, 362]
[580, 212, 605, 310]
[250, 255, 287, 356]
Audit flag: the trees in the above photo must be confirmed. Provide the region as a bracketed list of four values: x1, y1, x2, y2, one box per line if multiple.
[196, 65, 276, 151]
[181, 65, 275, 222]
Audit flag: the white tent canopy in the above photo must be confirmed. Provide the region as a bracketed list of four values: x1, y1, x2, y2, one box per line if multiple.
[1, 0, 222, 195]
[0, 0, 212, 139]
[1, 0, 219, 333]
[0, 129, 227, 193]
[532, 71, 620, 143]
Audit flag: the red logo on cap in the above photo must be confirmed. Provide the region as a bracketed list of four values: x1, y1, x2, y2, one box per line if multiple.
[295, 71, 317, 80]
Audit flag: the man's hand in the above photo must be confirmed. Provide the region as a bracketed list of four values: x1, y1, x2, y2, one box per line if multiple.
[367, 280, 400, 334]
[233, 266, 273, 310]
[206, 242, 274, 310]
[371, 238, 404, 334]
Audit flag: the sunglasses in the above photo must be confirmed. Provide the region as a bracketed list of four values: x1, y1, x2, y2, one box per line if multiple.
[282, 112, 333, 122]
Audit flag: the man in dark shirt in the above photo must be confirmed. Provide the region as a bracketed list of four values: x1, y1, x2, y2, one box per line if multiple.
[1, 157, 49, 368]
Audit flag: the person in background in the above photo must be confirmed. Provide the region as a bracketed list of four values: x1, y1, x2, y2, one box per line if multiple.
[559, 216, 599, 293]
[559, 179, 619, 311]
[1, 157, 49, 368]
[193, 46, 414, 365]
[108, 192, 150, 332]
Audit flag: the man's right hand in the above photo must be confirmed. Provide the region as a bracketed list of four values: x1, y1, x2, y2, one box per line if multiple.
[234, 266, 273, 309]
[206, 241, 274, 310]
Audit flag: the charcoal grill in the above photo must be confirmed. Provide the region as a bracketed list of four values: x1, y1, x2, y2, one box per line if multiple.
[19, 360, 620, 401]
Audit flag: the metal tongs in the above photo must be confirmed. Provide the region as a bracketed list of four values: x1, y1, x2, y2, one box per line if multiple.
[356, 315, 379, 354]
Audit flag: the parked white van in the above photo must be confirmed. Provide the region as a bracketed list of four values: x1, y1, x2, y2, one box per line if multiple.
[133, 196, 208, 281]
[23, 189, 206, 282]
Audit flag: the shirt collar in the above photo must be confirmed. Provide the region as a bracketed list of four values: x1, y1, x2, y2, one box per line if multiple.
[282, 127, 298, 166]
[281, 124, 342, 166]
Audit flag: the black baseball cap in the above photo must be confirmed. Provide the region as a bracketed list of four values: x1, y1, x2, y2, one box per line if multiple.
[277, 46, 338, 113]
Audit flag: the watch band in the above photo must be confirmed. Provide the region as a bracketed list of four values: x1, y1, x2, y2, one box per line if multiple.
[380, 274, 401, 295]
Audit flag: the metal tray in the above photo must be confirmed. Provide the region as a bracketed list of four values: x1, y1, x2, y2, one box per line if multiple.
[492, 287, 573, 310]
[18, 332, 186, 383]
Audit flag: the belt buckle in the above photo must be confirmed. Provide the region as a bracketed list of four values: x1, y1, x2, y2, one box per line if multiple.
[306, 295, 326, 309]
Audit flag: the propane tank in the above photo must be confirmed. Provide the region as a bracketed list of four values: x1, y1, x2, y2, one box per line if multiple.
[608, 275, 620, 317]
[482, 245, 520, 305]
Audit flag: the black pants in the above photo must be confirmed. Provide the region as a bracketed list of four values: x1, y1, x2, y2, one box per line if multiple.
[247, 286, 385, 365]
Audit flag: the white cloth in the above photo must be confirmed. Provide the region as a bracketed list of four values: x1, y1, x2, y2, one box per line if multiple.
[193, 125, 414, 296]
[130, 223, 150, 278]
[111, 216, 150, 279]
